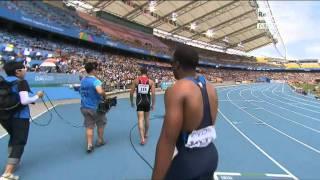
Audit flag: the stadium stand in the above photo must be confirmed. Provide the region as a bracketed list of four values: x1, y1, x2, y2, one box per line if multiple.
[299, 63, 320, 69]
[0, 0, 319, 92]
[0, 1, 105, 37]
[1, 2, 320, 180]
[284, 63, 301, 69]
[1, 24, 320, 91]
[77, 11, 170, 54]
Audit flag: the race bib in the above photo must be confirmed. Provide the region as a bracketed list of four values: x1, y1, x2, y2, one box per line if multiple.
[185, 126, 216, 148]
[138, 84, 150, 94]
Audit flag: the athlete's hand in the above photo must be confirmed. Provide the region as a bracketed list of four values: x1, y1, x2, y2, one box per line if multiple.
[151, 105, 155, 111]
[131, 102, 135, 108]
[37, 91, 44, 98]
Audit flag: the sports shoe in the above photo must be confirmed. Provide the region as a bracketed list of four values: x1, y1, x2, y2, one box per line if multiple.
[95, 141, 106, 148]
[0, 173, 19, 180]
[86, 145, 94, 153]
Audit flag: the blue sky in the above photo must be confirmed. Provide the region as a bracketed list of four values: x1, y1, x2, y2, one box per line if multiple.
[250, 1, 320, 60]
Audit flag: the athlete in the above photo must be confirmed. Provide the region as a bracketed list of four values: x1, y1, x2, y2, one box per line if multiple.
[152, 46, 219, 180]
[130, 67, 156, 145]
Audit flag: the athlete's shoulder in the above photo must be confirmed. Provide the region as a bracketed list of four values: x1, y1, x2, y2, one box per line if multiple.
[168, 79, 195, 94]
[205, 81, 218, 97]
[175, 79, 198, 88]
[164, 81, 189, 101]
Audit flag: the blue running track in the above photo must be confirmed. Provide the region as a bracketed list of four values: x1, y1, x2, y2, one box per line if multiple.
[1, 83, 319, 180]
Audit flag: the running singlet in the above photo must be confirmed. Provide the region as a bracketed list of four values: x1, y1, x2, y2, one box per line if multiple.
[165, 75, 218, 180]
[136, 76, 150, 95]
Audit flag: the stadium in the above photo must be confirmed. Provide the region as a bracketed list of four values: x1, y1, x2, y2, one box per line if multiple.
[0, 1, 319, 180]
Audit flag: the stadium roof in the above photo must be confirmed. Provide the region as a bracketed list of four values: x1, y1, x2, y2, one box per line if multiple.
[65, 0, 276, 52]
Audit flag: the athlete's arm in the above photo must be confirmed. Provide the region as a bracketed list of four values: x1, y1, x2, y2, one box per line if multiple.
[150, 80, 156, 110]
[207, 83, 218, 125]
[130, 79, 137, 106]
[152, 84, 184, 180]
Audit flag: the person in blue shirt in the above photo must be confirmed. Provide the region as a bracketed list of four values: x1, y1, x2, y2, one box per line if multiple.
[0, 61, 43, 180]
[152, 46, 219, 180]
[80, 62, 107, 153]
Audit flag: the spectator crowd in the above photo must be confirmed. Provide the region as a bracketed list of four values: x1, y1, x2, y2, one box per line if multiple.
[0, 1, 319, 91]
[1, 27, 320, 91]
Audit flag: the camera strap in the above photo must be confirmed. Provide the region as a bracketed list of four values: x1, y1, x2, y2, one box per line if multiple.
[32, 92, 84, 128]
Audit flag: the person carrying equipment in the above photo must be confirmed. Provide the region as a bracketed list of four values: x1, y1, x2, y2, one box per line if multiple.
[0, 61, 44, 180]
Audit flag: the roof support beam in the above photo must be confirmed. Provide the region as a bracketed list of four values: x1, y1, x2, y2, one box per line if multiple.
[169, 1, 238, 34]
[90, 1, 114, 14]
[209, 23, 257, 43]
[125, 0, 166, 21]
[228, 32, 268, 49]
[246, 41, 273, 52]
[148, 1, 196, 27]
[92, 1, 104, 9]
[148, 1, 208, 28]
[122, 2, 149, 19]
[189, 9, 255, 40]
[99, 1, 115, 9]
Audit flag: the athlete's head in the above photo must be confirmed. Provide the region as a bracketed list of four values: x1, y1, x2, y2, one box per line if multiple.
[172, 45, 199, 79]
[84, 62, 98, 75]
[140, 66, 148, 75]
[3, 61, 27, 78]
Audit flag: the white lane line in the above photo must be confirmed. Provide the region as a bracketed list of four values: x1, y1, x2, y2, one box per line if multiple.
[227, 88, 320, 155]
[239, 87, 320, 134]
[270, 85, 320, 111]
[251, 86, 320, 122]
[218, 108, 297, 180]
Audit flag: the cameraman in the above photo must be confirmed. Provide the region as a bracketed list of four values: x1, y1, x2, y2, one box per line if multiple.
[1, 61, 43, 180]
[80, 62, 107, 153]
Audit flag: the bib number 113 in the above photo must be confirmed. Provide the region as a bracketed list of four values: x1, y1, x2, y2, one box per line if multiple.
[138, 84, 149, 94]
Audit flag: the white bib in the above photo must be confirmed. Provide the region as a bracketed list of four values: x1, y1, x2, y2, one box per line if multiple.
[185, 126, 216, 148]
[138, 84, 150, 94]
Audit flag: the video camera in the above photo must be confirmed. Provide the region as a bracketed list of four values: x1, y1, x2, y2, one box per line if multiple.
[97, 96, 117, 113]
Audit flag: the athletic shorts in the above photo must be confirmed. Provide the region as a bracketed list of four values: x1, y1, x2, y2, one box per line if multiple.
[136, 100, 151, 112]
[80, 108, 107, 128]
